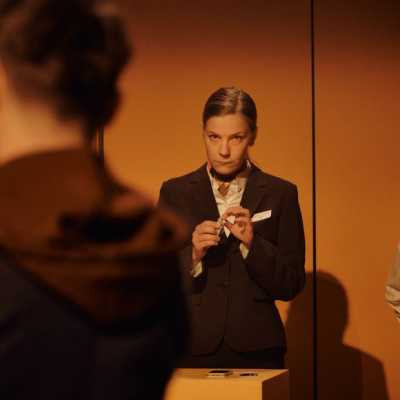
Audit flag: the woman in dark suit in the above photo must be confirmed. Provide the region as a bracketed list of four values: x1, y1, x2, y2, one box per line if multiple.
[160, 87, 305, 368]
[0, 1, 187, 399]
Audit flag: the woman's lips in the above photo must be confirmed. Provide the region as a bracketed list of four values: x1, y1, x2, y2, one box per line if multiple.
[216, 161, 234, 166]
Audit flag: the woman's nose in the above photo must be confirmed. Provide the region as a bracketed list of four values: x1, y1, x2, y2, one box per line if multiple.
[219, 140, 230, 157]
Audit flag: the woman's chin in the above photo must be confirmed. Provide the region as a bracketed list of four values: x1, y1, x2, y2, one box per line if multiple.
[214, 165, 236, 176]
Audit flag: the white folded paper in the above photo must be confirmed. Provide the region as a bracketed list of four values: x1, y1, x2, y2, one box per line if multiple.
[251, 209, 272, 222]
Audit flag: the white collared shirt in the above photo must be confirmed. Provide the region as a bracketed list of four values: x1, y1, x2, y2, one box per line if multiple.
[191, 162, 251, 277]
[207, 165, 248, 237]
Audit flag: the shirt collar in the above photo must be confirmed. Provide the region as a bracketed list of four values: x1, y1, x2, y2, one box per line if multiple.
[207, 160, 251, 194]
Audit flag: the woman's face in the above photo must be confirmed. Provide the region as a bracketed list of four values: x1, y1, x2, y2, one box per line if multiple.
[203, 113, 254, 176]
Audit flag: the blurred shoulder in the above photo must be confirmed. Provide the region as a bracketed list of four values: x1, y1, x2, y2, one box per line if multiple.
[160, 165, 206, 190]
[108, 185, 188, 255]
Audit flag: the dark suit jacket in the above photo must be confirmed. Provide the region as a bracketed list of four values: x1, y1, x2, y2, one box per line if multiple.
[159, 164, 305, 355]
[0, 149, 188, 400]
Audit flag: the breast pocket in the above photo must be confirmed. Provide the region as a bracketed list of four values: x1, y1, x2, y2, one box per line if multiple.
[253, 215, 278, 242]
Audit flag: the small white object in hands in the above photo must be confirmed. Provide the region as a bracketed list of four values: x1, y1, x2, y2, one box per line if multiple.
[226, 215, 236, 224]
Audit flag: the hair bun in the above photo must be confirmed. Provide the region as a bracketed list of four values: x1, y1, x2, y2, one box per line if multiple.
[0, 0, 132, 131]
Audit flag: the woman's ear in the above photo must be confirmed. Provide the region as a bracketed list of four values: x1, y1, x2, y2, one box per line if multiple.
[249, 128, 257, 146]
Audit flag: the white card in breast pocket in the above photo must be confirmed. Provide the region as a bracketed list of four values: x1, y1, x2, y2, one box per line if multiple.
[251, 210, 272, 222]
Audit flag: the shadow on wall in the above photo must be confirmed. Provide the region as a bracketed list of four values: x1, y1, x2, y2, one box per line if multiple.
[285, 271, 389, 400]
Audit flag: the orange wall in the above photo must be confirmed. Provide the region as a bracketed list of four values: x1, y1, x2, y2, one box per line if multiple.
[106, 1, 314, 395]
[107, 0, 312, 199]
[315, 1, 400, 399]
[102, 1, 400, 400]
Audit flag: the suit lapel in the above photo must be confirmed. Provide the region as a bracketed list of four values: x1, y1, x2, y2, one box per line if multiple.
[187, 164, 271, 222]
[189, 164, 220, 222]
[240, 165, 271, 216]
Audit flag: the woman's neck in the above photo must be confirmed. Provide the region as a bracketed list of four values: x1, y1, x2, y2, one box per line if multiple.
[0, 96, 86, 165]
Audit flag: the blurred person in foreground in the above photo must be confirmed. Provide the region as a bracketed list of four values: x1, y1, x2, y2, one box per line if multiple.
[0, 0, 188, 399]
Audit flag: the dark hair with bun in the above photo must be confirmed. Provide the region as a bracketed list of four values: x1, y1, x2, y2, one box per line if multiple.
[0, 0, 131, 133]
[202, 87, 258, 136]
